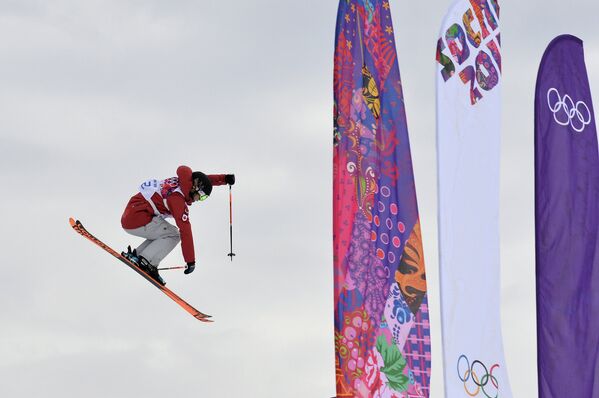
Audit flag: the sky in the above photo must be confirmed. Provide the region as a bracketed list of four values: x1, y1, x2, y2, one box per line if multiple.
[0, 0, 598, 397]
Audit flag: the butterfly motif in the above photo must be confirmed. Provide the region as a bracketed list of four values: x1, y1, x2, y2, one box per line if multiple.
[361, 64, 381, 119]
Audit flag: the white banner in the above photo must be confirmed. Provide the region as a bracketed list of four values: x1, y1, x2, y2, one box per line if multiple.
[436, 0, 512, 397]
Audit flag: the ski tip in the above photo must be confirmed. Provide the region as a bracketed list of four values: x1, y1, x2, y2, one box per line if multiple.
[69, 217, 76, 227]
[195, 314, 213, 322]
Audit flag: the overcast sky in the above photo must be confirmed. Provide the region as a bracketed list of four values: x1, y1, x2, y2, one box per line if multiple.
[1, 1, 598, 397]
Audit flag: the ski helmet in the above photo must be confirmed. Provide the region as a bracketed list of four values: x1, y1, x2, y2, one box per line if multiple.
[191, 171, 212, 201]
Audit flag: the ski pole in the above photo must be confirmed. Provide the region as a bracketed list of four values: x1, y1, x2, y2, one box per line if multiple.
[157, 265, 188, 271]
[227, 184, 235, 261]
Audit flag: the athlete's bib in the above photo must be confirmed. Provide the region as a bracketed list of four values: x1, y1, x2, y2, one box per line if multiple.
[138, 177, 183, 217]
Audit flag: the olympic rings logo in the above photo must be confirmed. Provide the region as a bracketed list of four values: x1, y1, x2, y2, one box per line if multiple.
[547, 88, 592, 133]
[457, 355, 499, 398]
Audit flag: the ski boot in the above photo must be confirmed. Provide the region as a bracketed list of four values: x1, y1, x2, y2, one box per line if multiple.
[138, 256, 166, 286]
[122, 246, 165, 286]
[122, 245, 139, 263]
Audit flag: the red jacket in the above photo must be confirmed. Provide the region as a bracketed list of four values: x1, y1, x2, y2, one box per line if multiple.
[121, 166, 227, 264]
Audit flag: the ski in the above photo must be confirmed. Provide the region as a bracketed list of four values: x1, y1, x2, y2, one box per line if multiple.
[69, 218, 213, 322]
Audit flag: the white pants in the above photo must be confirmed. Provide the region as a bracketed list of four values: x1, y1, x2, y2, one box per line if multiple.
[124, 217, 180, 266]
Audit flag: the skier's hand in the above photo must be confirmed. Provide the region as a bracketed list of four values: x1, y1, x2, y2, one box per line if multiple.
[184, 262, 195, 274]
[225, 174, 235, 185]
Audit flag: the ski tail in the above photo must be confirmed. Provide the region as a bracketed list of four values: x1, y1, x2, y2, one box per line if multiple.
[69, 218, 212, 322]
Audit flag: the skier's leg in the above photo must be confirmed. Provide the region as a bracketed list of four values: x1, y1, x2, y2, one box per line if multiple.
[135, 239, 152, 255]
[125, 218, 180, 266]
[123, 218, 157, 254]
[123, 217, 164, 254]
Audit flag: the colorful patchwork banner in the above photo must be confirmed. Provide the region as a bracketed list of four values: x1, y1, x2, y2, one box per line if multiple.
[436, 1, 512, 397]
[333, 1, 430, 397]
[535, 35, 599, 398]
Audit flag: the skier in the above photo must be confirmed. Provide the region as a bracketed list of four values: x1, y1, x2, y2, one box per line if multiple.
[120, 165, 235, 285]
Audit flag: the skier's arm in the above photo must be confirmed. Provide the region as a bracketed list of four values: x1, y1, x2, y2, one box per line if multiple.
[167, 194, 195, 264]
[208, 174, 235, 186]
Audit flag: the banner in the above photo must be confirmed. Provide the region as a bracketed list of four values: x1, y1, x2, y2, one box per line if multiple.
[535, 35, 599, 398]
[436, 1, 512, 397]
[333, 0, 431, 397]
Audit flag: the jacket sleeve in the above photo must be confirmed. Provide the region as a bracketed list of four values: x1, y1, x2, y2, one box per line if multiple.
[208, 174, 227, 186]
[167, 193, 195, 263]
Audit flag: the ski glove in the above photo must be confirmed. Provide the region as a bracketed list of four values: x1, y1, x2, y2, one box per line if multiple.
[184, 262, 195, 274]
[225, 174, 235, 185]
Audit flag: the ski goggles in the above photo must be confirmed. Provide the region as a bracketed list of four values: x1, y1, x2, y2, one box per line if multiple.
[192, 189, 209, 201]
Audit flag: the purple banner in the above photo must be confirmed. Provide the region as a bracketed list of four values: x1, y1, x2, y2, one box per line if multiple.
[535, 34, 599, 398]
